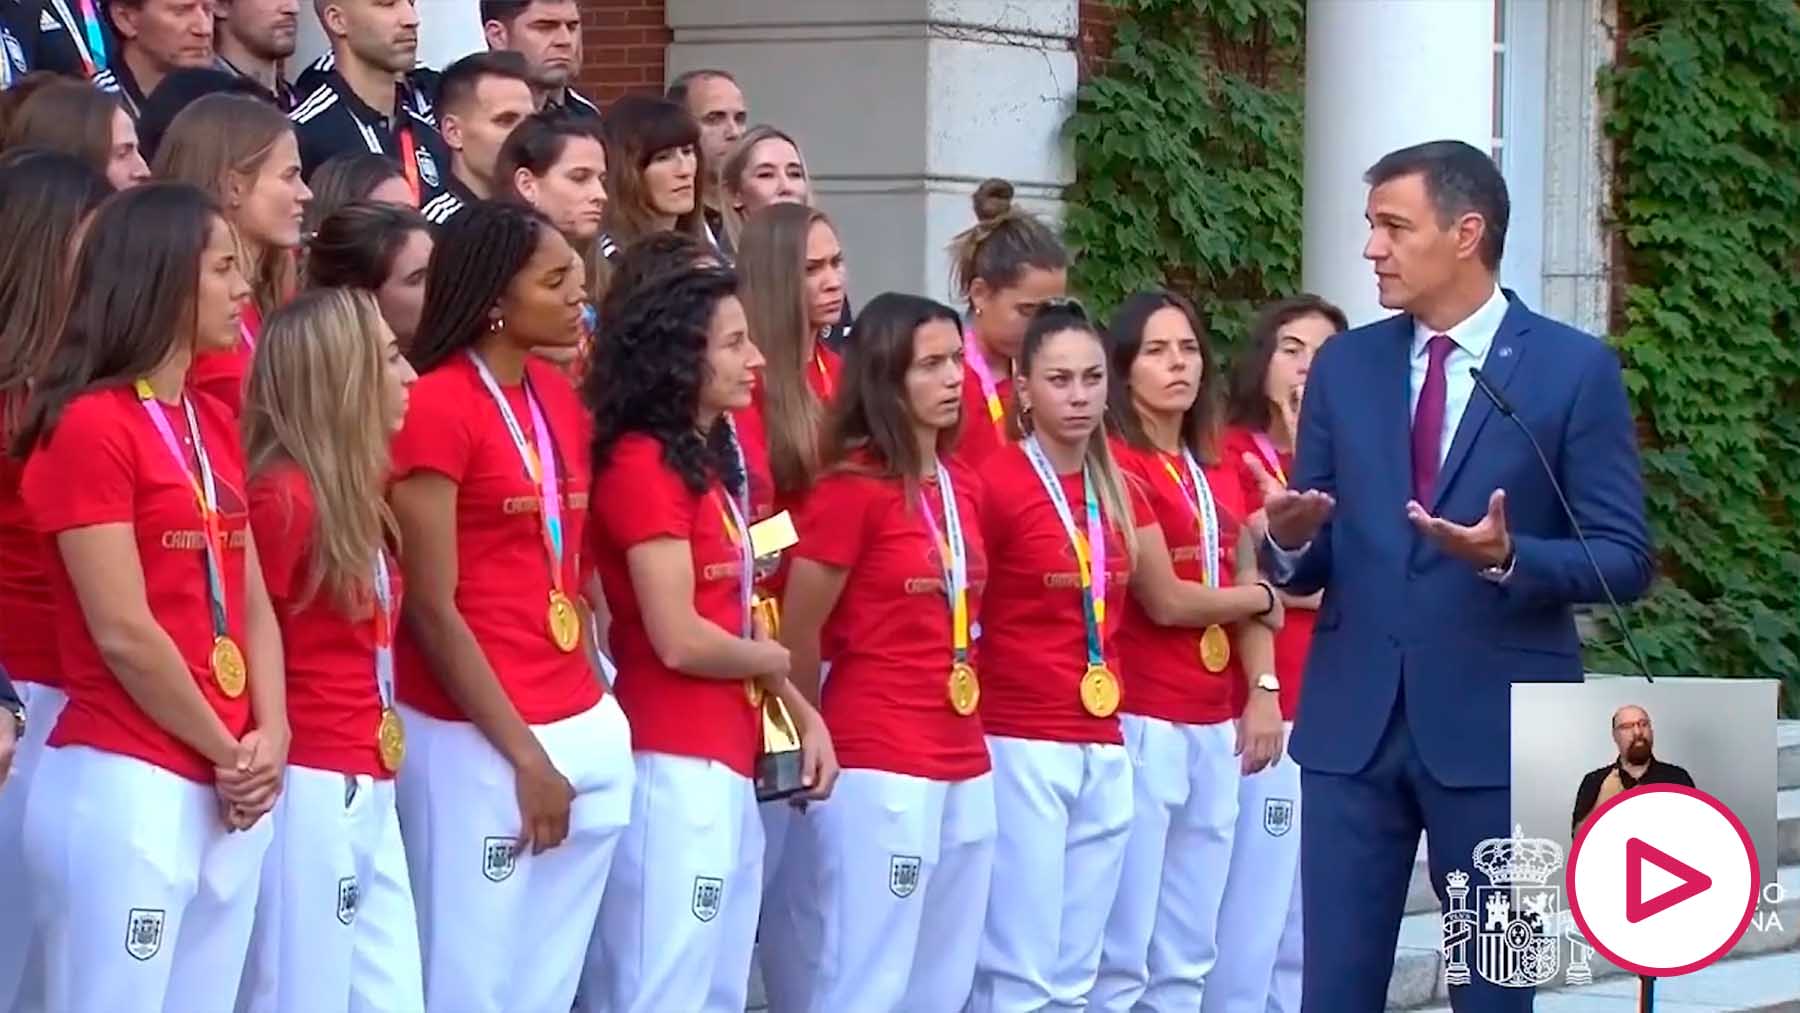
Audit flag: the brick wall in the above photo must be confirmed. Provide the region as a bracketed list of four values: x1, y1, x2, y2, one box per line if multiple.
[1077, 0, 1119, 76]
[575, 0, 671, 106]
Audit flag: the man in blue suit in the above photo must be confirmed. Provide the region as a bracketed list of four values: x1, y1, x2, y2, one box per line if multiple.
[1249, 140, 1653, 1011]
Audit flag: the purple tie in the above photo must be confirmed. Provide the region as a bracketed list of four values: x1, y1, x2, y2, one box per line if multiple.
[1411, 334, 1455, 502]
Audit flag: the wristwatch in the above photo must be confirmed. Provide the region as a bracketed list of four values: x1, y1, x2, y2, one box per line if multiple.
[1478, 546, 1517, 584]
[1254, 673, 1280, 694]
[3, 700, 23, 740]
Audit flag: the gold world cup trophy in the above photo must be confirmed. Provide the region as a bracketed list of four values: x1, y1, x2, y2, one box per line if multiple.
[748, 511, 807, 803]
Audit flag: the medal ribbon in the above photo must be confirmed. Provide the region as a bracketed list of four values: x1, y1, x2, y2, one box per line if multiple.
[135, 382, 230, 643]
[467, 352, 567, 605]
[75, 0, 107, 69]
[397, 121, 422, 204]
[46, 0, 97, 74]
[715, 488, 753, 638]
[812, 346, 834, 401]
[917, 460, 970, 665]
[961, 327, 1007, 436]
[1159, 449, 1220, 588]
[1251, 431, 1288, 487]
[723, 413, 752, 522]
[1023, 437, 1106, 668]
[371, 550, 396, 711]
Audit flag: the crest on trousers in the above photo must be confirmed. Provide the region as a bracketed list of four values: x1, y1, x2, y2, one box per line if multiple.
[692, 876, 724, 922]
[889, 855, 922, 898]
[1263, 798, 1295, 837]
[483, 836, 518, 883]
[1442, 827, 1595, 990]
[125, 908, 165, 961]
[336, 876, 360, 925]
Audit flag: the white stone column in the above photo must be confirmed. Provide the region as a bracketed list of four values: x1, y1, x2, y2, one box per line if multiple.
[294, 0, 485, 79]
[1302, 0, 1496, 327]
[666, 0, 1079, 305]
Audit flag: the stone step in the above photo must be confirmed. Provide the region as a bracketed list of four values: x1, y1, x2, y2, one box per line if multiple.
[1402, 948, 1800, 1013]
[1385, 863, 1798, 1009]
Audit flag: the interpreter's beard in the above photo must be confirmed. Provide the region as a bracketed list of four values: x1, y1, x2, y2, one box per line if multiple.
[1624, 739, 1653, 765]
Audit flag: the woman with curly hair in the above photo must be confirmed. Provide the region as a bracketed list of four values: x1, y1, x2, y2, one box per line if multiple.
[580, 266, 837, 1013]
[387, 201, 631, 1012]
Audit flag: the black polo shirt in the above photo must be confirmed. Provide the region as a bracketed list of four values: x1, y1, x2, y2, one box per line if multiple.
[294, 51, 438, 120]
[91, 53, 147, 119]
[543, 85, 600, 121]
[419, 172, 480, 228]
[215, 53, 298, 111]
[289, 71, 452, 208]
[1571, 757, 1695, 833]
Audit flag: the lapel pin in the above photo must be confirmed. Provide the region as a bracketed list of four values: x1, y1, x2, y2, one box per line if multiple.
[1497, 346, 1514, 358]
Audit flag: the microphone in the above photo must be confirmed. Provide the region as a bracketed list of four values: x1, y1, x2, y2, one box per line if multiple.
[1469, 367, 1654, 683]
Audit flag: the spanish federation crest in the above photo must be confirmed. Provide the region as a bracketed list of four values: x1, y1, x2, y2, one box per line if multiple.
[125, 908, 165, 961]
[691, 876, 724, 923]
[336, 876, 360, 925]
[1441, 827, 1591, 989]
[889, 855, 922, 898]
[1263, 798, 1295, 837]
[482, 836, 518, 883]
[416, 149, 441, 189]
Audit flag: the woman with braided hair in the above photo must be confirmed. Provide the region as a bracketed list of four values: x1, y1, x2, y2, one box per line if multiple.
[579, 265, 836, 1013]
[387, 201, 631, 1013]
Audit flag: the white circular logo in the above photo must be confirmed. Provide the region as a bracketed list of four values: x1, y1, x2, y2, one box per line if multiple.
[1567, 784, 1758, 976]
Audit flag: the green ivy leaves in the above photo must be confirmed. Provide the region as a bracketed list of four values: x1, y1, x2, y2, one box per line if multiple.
[1599, 0, 1800, 713]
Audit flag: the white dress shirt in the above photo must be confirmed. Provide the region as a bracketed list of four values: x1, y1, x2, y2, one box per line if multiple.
[1410, 285, 1510, 466]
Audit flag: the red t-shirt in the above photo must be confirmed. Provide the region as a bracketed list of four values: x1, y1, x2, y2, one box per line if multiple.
[793, 460, 991, 780]
[388, 355, 602, 725]
[250, 462, 401, 778]
[1222, 425, 1312, 719]
[589, 432, 760, 777]
[1113, 438, 1249, 726]
[188, 305, 261, 417]
[975, 443, 1136, 745]
[952, 359, 1015, 470]
[21, 387, 254, 781]
[0, 400, 57, 684]
[729, 344, 841, 522]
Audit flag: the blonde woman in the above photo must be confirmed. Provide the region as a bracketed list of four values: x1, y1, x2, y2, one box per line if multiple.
[154, 93, 313, 415]
[718, 124, 809, 254]
[238, 288, 422, 1013]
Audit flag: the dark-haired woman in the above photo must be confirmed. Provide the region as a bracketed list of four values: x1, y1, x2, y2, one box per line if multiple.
[1089, 291, 1285, 1011]
[593, 95, 708, 298]
[968, 303, 1139, 1012]
[388, 202, 631, 1013]
[581, 267, 836, 1013]
[18, 183, 283, 1011]
[499, 114, 609, 284]
[779, 292, 996, 1012]
[237, 288, 422, 1013]
[1204, 294, 1344, 1013]
[4, 80, 151, 190]
[155, 94, 312, 415]
[948, 178, 1068, 468]
[305, 201, 435, 348]
[304, 152, 415, 234]
[0, 148, 112, 1013]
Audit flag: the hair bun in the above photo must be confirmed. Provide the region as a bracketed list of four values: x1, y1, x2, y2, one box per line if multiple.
[971, 178, 1015, 224]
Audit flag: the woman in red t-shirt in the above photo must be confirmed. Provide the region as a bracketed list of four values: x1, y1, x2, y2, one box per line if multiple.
[969, 302, 1140, 1012]
[779, 292, 994, 1010]
[0, 150, 111, 1011]
[1207, 293, 1346, 1013]
[18, 183, 282, 1012]
[583, 266, 835, 1013]
[1087, 290, 1287, 1010]
[387, 202, 630, 1013]
[238, 289, 422, 1012]
[155, 94, 313, 414]
[947, 178, 1068, 468]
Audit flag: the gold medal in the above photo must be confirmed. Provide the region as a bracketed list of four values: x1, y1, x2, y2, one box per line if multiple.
[1079, 663, 1120, 718]
[547, 590, 580, 653]
[211, 636, 247, 698]
[377, 707, 406, 772]
[1200, 623, 1231, 673]
[948, 662, 981, 716]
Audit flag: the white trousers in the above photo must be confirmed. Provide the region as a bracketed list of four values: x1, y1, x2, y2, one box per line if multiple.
[755, 801, 818, 1013]
[396, 695, 633, 1013]
[805, 768, 996, 1013]
[1202, 726, 1303, 1013]
[970, 736, 1133, 1013]
[1269, 871, 1302, 1013]
[581, 752, 765, 1013]
[237, 766, 422, 1013]
[0, 683, 63, 1013]
[23, 744, 272, 1013]
[1093, 716, 1240, 1012]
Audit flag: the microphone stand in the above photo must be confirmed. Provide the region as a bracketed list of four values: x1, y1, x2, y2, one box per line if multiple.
[1639, 974, 1655, 1012]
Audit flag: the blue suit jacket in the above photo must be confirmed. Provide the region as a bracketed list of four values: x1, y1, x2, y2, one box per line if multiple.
[1267, 295, 1654, 789]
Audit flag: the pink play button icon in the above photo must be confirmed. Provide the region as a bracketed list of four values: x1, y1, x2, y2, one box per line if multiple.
[1625, 836, 1712, 923]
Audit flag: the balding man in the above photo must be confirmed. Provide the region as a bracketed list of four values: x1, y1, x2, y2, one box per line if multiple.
[668, 68, 745, 248]
[1570, 704, 1694, 833]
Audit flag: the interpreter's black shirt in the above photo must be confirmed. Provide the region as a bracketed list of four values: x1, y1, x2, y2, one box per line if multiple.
[1571, 757, 1696, 833]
